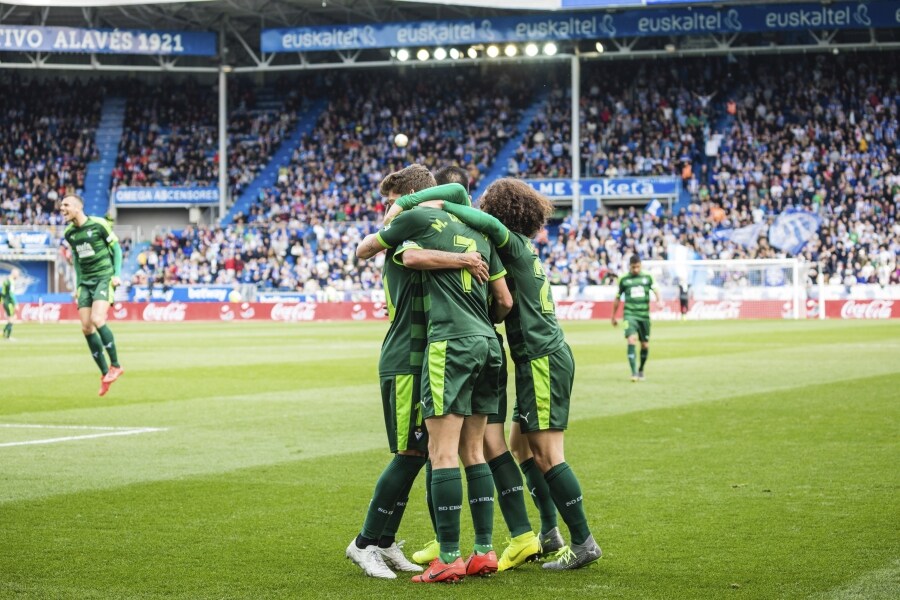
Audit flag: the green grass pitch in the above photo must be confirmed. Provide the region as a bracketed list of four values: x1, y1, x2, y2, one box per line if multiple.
[1, 320, 898, 599]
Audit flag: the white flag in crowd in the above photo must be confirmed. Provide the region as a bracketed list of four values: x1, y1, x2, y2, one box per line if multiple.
[727, 222, 767, 248]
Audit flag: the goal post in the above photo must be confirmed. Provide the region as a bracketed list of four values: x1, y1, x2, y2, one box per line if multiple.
[641, 258, 806, 320]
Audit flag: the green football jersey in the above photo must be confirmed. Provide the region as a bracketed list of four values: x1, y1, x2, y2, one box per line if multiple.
[498, 232, 566, 363]
[618, 272, 655, 320]
[378, 248, 427, 376]
[64, 217, 118, 284]
[1, 278, 14, 304]
[377, 207, 505, 342]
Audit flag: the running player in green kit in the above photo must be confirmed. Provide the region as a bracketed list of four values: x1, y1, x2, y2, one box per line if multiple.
[611, 255, 661, 382]
[393, 178, 602, 571]
[60, 194, 124, 396]
[2, 268, 17, 340]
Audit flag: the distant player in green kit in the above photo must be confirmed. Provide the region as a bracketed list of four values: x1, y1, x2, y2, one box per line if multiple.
[60, 194, 125, 396]
[611, 255, 661, 382]
[2, 268, 17, 340]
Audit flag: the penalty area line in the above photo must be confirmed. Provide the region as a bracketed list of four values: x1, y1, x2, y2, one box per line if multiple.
[0, 424, 168, 448]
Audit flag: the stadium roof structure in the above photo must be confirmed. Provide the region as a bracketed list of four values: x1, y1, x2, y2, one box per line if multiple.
[0, 0, 897, 73]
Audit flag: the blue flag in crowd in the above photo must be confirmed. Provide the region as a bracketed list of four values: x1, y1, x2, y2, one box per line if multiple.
[768, 208, 821, 254]
[645, 199, 662, 217]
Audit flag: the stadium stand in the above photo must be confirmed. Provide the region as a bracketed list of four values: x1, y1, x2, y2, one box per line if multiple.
[3, 54, 898, 296]
[112, 77, 302, 197]
[0, 76, 103, 227]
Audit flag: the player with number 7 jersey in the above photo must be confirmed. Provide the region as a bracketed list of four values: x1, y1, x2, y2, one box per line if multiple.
[395, 179, 603, 571]
[376, 208, 505, 342]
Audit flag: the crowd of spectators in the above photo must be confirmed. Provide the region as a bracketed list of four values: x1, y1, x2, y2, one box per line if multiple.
[521, 55, 899, 292]
[129, 220, 382, 298]
[0, 76, 103, 227]
[113, 77, 302, 197]
[514, 59, 721, 180]
[230, 67, 534, 226]
[2, 55, 897, 297]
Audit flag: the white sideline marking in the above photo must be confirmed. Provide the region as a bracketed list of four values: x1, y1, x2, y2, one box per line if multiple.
[0, 423, 167, 448]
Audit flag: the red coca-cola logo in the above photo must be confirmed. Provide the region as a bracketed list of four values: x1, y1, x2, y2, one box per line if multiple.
[805, 299, 820, 319]
[220, 305, 235, 321]
[270, 302, 317, 322]
[351, 303, 367, 321]
[840, 300, 894, 320]
[20, 303, 62, 322]
[112, 302, 129, 320]
[371, 302, 388, 320]
[687, 301, 742, 320]
[142, 302, 187, 322]
[555, 301, 596, 320]
[239, 302, 255, 319]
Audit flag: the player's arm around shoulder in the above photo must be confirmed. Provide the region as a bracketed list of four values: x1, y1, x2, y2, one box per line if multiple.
[356, 233, 387, 260]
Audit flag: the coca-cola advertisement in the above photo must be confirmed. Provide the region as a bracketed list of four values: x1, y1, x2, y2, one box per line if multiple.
[269, 302, 318, 322]
[141, 302, 188, 322]
[827, 299, 897, 320]
[555, 301, 599, 321]
[17, 302, 66, 322]
[13, 299, 900, 322]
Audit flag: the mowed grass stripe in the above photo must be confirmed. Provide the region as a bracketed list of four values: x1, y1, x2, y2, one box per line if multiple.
[0, 373, 895, 599]
[811, 559, 900, 600]
[2, 322, 899, 505]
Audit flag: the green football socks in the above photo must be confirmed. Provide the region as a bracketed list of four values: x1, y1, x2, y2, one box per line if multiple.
[360, 454, 426, 540]
[465, 462, 495, 548]
[425, 460, 437, 533]
[520, 457, 558, 535]
[378, 455, 426, 547]
[85, 332, 109, 375]
[544, 462, 591, 546]
[431, 467, 463, 562]
[489, 451, 532, 537]
[627, 344, 637, 375]
[640, 347, 648, 372]
[3, 323, 11, 338]
[97, 325, 119, 367]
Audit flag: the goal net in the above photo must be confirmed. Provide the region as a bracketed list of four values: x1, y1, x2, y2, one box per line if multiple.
[641, 258, 805, 320]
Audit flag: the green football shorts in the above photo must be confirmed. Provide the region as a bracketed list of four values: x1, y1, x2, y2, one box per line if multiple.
[487, 332, 509, 425]
[77, 279, 114, 309]
[422, 335, 502, 419]
[2, 302, 13, 318]
[623, 317, 651, 342]
[380, 373, 427, 453]
[513, 343, 575, 433]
